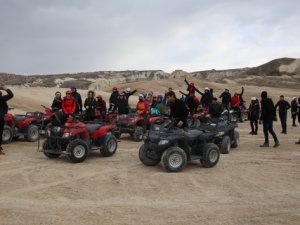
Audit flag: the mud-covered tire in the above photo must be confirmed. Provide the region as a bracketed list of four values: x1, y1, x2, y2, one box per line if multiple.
[200, 143, 220, 168]
[162, 147, 187, 172]
[2, 125, 13, 144]
[42, 139, 61, 159]
[133, 126, 144, 142]
[100, 133, 118, 157]
[67, 139, 89, 163]
[220, 136, 231, 154]
[231, 131, 239, 148]
[139, 144, 161, 166]
[25, 125, 39, 142]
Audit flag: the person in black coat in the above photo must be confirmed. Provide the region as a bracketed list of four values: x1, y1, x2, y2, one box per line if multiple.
[84, 91, 97, 121]
[298, 97, 300, 124]
[259, 91, 279, 148]
[71, 86, 83, 113]
[0, 86, 14, 154]
[115, 93, 129, 115]
[108, 87, 119, 112]
[209, 97, 223, 118]
[123, 88, 137, 106]
[51, 92, 62, 111]
[275, 95, 291, 134]
[248, 97, 260, 135]
[197, 87, 213, 107]
[166, 92, 189, 128]
[291, 97, 298, 127]
[219, 88, 231, 109]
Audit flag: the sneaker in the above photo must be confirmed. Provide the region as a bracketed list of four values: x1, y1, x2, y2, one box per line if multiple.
[273, 142, 280, 148]
[260, 143, 269, 147]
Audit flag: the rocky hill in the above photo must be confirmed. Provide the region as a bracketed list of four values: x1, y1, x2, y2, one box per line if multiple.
[0, 57, 299, 89]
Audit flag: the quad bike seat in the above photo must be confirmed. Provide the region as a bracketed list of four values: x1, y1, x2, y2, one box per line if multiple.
[85, 124, 102, 134]
[14, 115, 26, 123]
[184, 129, 203, 141]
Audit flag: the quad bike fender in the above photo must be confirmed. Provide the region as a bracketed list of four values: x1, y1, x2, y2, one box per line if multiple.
[93, 125, 117, 139]
[147, 116, 160, 124]
[19, 118, 39, 129]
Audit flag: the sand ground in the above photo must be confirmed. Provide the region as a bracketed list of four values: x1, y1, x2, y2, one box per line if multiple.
[0, 80, 299, 225]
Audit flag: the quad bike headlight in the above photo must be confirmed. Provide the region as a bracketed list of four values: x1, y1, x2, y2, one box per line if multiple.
[62, 133, 70, 138]
[52, 126, 61, 133]
[158, 140, 169, 146]
[216, 131, 225, 137]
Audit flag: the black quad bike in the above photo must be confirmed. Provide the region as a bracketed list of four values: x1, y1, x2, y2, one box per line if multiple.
[139, 119, 220, 172]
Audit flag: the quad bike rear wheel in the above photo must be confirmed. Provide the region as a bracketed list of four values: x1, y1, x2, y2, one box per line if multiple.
[2, 125, 13, 144]
[139, 144, 161, 166]
[25, 125, 39, 142]
[162, 147, 187, 172]
[220, 136, 231, 154]
[42, 139, 61, 159]
[200, 143, 220, 168]
[231, 130, 239, 148]
[133, 126, 144, 142]
[67, 139, 89, 163]
[100, 133, 118, 157]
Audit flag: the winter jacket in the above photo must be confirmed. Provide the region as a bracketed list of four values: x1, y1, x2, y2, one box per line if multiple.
[0, 89, 14, 118]
[51, 98, 62, 111]
[116, 99, 129, 115]
[209, 103, 223, 118]
[109, 91, 119, 105]
[248, 100, 260, 120]
[84, 98, 97, 112]
[260, 98, 276, 123]
[275, 100, 290, 115]
[201, 92, 213, 107]
[219, 92, 231, 105]
[96, 99, 107, 112]
[124, 90, 137, 105]
[169, 99, 189, 127]
[136, 101, 149, 115]
[62, 97, 76, 114]
[231, 96, 240, 108]
[291, 100, 298, 114]
[72, 92, 82, 112]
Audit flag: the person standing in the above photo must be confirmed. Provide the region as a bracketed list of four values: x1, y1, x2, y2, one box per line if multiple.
[219, 88, 231, 110]
[71, 86, 82, 113]
[248, 97, 260, 135]
[123, 88, 137, 106]
[108, 87, 119, 113]
[84, 91, 97, 121]
[0, 86, 14, 155]
[298, 97, 300, 124]
[259, 91, 280, 148]
[291, 97, 298, 127]
[275, 95, 291, 134]
[96, 95, 107, 119]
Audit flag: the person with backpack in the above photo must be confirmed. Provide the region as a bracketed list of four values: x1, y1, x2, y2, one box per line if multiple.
[259, 91, 280, 148]
[248, 97, 260, 135]
[0, 86, 14, 155]
[84, 90, 97, 121]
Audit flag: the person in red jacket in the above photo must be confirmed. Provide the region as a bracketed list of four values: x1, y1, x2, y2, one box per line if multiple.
[62, 90, 76, 117]
[231, 93, 242, 121]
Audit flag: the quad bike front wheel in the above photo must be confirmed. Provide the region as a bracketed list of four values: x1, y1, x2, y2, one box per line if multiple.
[200, 143, 220, 168]
[162, 147, 187, 172]
[2, 125, 13, 144]
[220, 136, 231, 154]
[231, 130, 239, 148]
[133, 126, 144, 142]
[100, 133, 118, 157]
[67, 139, 89, 163]
[25, 125, 39, 142]
[42, 139, 61, 159]
[139, 144, 161, 166]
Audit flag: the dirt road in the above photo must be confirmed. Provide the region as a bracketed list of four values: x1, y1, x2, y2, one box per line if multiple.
[0, 120, 299, 225]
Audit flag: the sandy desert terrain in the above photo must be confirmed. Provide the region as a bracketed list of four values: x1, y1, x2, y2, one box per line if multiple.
[0, 78, 299, 225]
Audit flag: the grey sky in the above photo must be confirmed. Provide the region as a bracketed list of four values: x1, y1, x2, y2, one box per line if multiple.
[0, 0, 299, 74]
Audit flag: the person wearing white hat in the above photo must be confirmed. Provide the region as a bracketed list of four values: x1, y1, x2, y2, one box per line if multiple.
[123, 87, 137, 107]
[291, 97, 298, 127]
[248, 97, 260, 135]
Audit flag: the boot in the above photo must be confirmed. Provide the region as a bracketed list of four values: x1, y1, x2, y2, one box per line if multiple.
[260, 143, 269, 147]
[273, 142, 280, 148]
[0, 146, 5, 155]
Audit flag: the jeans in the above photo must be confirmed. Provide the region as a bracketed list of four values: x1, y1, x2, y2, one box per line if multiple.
[279, 113, 287, 132]
[263, 121, 279, 144]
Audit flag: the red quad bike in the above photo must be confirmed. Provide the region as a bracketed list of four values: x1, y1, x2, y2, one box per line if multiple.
[27, 105, 54, 133]
[116, 113, 160, 142]
[3, 109, 40, 144]
[40, 113, 118, 163]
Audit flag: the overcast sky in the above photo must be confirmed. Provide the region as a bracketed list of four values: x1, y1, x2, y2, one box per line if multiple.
[0, 0, 299, 74]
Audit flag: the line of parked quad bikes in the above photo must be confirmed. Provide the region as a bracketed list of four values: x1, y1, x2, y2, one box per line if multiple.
[3, 84, 248, 173]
